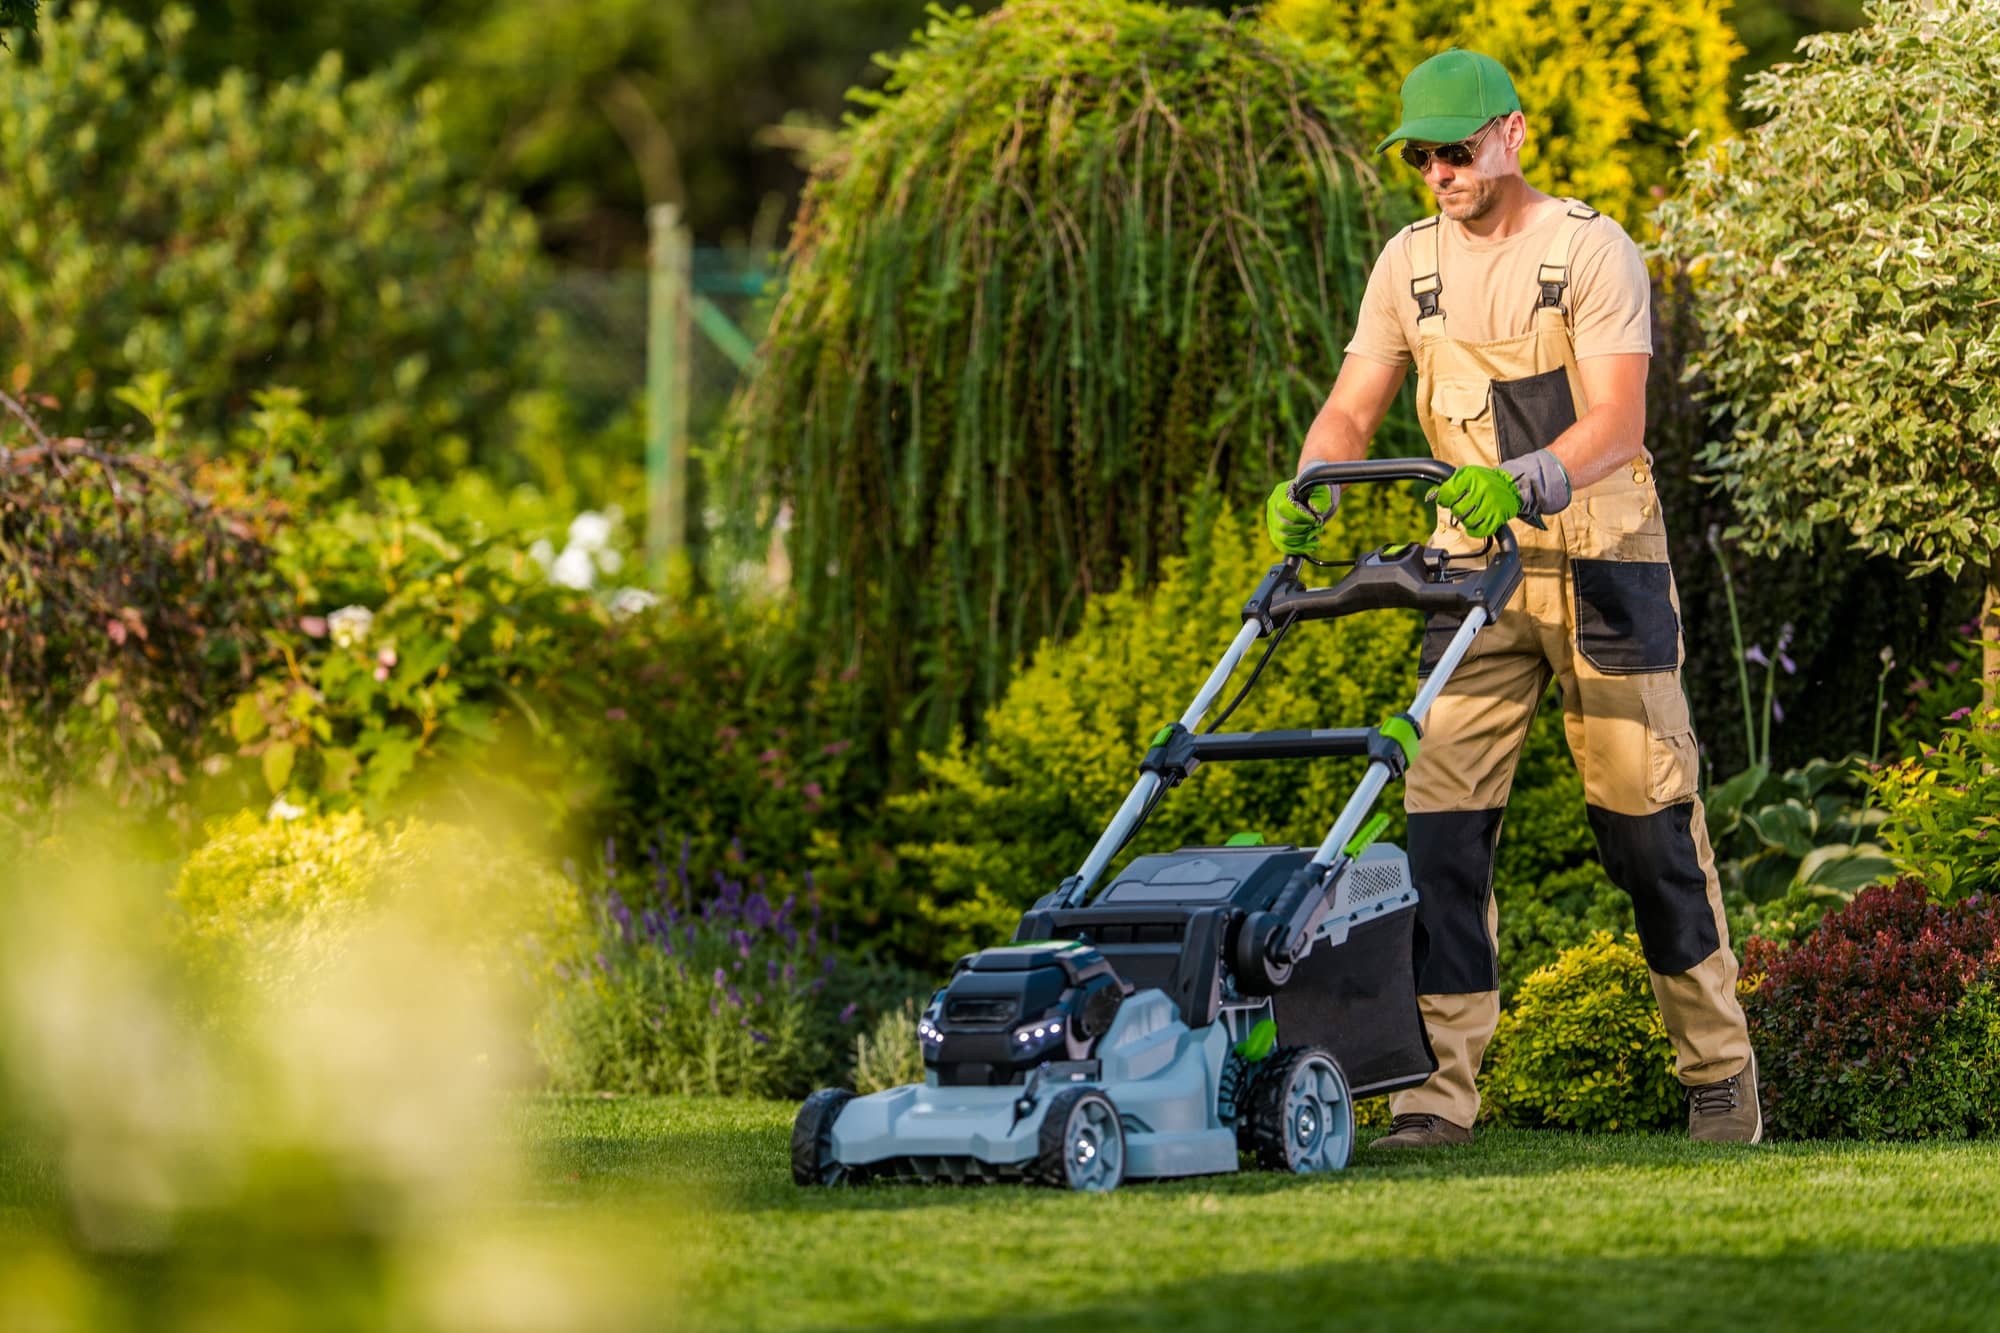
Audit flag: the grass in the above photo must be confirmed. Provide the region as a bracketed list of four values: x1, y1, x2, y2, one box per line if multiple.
[515, 1095, 2000, 1332]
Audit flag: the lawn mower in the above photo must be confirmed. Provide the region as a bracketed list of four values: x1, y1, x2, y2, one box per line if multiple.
[792, 458, 1524, 1191]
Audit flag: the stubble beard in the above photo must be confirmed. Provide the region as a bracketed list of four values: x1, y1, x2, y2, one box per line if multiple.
[1436, 177, 1497, 223]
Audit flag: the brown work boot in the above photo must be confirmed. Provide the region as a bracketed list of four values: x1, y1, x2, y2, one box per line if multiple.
[1687, 1051, 1764, 1144]
[1369, 1112, 1474, 1150]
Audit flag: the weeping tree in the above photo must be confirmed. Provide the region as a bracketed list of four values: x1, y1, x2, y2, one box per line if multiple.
[724, 0, 1415, 761]
[1653, 0, 2000, 704]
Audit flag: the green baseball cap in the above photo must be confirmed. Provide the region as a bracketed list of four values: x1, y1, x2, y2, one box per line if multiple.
[1374, 49, 1522, 155]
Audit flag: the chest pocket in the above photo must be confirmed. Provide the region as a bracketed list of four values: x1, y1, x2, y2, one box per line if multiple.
[1429, 379, 1491, 426]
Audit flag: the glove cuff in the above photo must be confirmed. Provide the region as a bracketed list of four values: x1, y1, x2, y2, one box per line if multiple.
[1499, 450, 1572, 520]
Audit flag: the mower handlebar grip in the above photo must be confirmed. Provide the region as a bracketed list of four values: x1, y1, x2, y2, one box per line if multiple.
[1291, 458, 1521, 562]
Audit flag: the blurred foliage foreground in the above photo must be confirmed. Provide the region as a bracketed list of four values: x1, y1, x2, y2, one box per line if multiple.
[0, 827, 682, 1331]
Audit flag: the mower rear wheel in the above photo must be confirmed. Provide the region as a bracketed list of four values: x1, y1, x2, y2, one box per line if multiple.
[791, 1087, 861, 1186]
[1245, 1047, 1353, 1174]
[1033, 1088, 1125, 1192]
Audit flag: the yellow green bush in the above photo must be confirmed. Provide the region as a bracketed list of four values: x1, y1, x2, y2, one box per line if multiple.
[1482, 931, 1682, 1130]
[174, 810, 586, 1004]
[1263, 0, 1741, 235]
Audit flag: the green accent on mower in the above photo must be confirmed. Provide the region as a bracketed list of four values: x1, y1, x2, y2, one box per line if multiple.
[1235, 1017, 1278, 1063]
[1224, 831, 1265, 847]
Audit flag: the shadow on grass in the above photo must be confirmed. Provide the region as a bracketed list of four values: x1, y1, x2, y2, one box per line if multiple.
[886, 1244, 2000, 1333]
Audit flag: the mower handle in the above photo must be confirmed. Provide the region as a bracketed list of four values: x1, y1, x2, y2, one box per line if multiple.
[1287, 457, 1520, 564]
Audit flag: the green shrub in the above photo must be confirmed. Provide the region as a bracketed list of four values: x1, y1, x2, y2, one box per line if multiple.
[1482, 932, 1682, 1131]
[897, 500, 1622, 973]
[1652, 0, 2000, 702]
[1263, 0, 1741, 236]
[214, 482, 620, 832]
[0, 3, 555, 487]
[1743, 881, 2000, 1139]
[173, 809, 587, 1003]
[726, 0, 1419, 761]
[1867, 706, 2000, 905]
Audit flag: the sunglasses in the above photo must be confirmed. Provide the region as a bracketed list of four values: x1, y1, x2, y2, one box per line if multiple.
[1399, 118, 1502, 172]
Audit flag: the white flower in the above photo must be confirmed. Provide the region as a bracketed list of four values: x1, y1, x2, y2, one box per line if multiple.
[528, 538, 555, 570]
[550, 546, 595, 590]
[595, 547, 623, 575]
[327, 605, 374, 649]
[567, 511, 614, 554]
[609, 587, 659, 619]
[267, 797, 306, 822]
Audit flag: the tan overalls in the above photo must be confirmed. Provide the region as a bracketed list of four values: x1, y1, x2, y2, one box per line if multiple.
[1390, 201, 1752, 1127]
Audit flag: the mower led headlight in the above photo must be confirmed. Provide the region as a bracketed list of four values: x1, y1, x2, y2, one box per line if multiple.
[1012, 1019, 1063, 1047]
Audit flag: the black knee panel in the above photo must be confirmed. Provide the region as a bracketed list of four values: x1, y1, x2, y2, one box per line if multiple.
[1405, 808, 1505, 995]
[1585, 802, 1720, 975]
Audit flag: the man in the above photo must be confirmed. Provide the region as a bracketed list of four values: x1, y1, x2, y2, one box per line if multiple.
[1266, 49, 1760, 1147]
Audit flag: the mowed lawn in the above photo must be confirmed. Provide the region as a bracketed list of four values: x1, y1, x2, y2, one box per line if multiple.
[517, 1096, 2000, 1332]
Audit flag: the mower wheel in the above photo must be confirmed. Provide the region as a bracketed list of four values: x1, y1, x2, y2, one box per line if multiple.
[1244, 1046, 1353, 1174]
[1033, 1088, 1125, 1192]
[791, 1087, 861, 1186]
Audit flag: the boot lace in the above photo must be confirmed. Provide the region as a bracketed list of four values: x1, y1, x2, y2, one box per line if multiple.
[1389, 1113, 1444, 1134]
[1688, 1076, 1740, 1117]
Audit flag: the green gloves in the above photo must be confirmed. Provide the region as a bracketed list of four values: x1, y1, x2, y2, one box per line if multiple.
[1434, 465, 1522, 539]
[1265, 480, 1335, 555]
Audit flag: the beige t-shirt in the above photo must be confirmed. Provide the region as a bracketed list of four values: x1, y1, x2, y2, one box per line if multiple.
[1344, 199, 1652, 367]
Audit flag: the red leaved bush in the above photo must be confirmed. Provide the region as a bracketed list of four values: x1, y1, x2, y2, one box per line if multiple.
[1743, 880, 2000, 1139]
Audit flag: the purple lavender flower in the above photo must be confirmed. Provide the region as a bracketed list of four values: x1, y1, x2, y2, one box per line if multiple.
[1744, 644, 1769, 668]
[677, 837, 692, 904]
[783, 962, 796, 984]
[750, 992, 763, 1007]
[1777, 651, 1796, 676]
[608, 889, 633, 944]
[726, 985, 743, 1008]
[1772, 699, 1785, 724]
[838, 1002, 858, 1025]
[823, 956, 836, 976]
[733, 930, 752, 960]
[604, 836, 618, 874]
[712, 967, 727, 989]
[708, 995, 719, 1017]
[1948, 706, 1973, 722]
[767, 960, 779, 982]
[749, 1029, 771, 1045]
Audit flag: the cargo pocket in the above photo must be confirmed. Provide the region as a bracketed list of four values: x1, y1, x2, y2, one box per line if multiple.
[1572, 559, 1680, 674]
[1491, 368, 1577, 462]
[1640, 683, 1699, 805]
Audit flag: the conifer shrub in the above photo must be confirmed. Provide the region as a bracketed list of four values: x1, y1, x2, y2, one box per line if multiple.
[726, 0, 1420, 760]
[1743, 880, 2000, 1139]
[1482, 932, 1683, 1131]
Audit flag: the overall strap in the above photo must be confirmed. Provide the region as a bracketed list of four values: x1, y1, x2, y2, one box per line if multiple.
[1407, 216, 1445, 328]
[1535, 201, 1600, 313]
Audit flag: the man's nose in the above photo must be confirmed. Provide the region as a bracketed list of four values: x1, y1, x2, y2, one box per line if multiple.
[1424, 157, 1455, 186]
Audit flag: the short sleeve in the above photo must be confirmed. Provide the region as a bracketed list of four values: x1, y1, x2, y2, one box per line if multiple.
[1343, 237, 1414, 369]
[1567, 219, 1652, 359]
